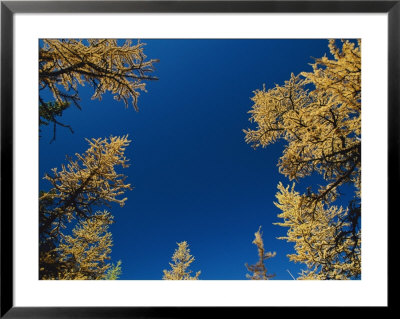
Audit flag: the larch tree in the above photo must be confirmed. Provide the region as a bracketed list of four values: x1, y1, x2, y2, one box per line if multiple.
[162, 241, 201, 280]
[39, 135, 131, 279]
[39, 39, 158, 141]
[245, 226, 276, 280]
[274, 183, 360, 279]
[56, 211, 114, 280]
[244, 40, 361, 279]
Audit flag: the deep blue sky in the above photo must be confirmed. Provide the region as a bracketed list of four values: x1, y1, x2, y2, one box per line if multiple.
[39, 39, 341, 280]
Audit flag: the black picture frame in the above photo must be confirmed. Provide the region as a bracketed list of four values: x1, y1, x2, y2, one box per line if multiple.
[1, 0, 394, 317]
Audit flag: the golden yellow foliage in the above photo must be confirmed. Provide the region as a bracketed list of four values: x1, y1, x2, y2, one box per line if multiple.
[39, 39, 158, 141]
[244, 40, 361, 279]
[274, 183, 361, 280]
[162, 241, 201, 280]
[57, 211, 114, 280]
[40, 39, 157, 110]
[244, 39, 361, 202]
[245, 226, 276, 280]
[39, 135, 131, 279]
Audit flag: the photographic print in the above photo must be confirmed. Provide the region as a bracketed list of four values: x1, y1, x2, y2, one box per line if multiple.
[38, 38, 361, 281]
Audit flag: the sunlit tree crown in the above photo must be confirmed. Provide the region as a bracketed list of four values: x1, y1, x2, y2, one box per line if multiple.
[39, 136, 131, 279]
[163, 241, 201, 280]
[244, 40, 361, 280]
